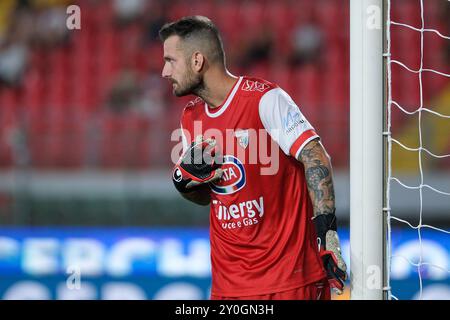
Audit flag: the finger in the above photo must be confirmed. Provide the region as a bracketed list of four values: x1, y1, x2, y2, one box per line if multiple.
[195, 135, 204, 144]
[326, 254, 348, 281]
[204, 138, 216, 147]
[203, 140, 216, 157]
[325, 251, 347, 275]
[186, 180, 201, 189]
[186, 169, 224, 189]
[205, 168, 223, 183]
[333, 253, 347, 273]
[194, 136, 216, 149]
[331, 285, 344, 295]
[329, 277, 344, 295]
[334, 268, 348, 281]
[211, 162, 223, 170]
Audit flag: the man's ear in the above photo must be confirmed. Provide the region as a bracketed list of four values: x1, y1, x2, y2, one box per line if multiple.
[191, 51, 205, 72]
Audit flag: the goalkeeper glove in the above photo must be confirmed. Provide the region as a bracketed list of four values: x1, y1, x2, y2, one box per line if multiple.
[313, 211, 348, 295]
[172, 135, 223, 193]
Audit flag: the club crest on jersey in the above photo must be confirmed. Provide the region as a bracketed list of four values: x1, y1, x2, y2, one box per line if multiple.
[234, 129, 249, 149]
[210, 155, 246, 195]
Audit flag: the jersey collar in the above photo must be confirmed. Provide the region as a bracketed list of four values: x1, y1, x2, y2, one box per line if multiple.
[205, 76, 243, 118]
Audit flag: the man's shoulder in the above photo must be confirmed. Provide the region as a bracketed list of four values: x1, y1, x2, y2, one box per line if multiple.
[179, 97, 204, 127]
[181, 96, 204, 117]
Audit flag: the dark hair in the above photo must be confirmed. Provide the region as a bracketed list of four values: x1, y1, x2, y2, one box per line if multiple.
[159, 16, 225, 65]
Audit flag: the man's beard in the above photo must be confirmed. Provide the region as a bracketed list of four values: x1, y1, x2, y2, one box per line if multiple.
[173, 70, 204, 97]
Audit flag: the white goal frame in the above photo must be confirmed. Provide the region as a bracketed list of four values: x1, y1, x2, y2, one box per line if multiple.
[350, 0, 386, 300]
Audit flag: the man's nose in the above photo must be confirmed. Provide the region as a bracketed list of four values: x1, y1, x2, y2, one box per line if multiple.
[162, 64, 171, 78]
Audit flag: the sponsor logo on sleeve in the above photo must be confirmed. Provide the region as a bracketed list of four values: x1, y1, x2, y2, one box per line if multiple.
[282, 109, 305, 134]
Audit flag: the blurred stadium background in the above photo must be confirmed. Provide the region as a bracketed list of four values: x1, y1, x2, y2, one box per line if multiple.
[0, 0, 448, 299]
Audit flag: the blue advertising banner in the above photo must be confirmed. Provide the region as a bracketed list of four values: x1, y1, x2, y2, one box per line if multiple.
[0, 227, 448, 299]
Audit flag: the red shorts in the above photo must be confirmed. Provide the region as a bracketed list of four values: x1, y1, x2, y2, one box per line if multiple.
[211, 280, 331, 300]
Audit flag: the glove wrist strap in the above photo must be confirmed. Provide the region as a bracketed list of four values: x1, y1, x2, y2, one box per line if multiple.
[172, 166, 192, 194]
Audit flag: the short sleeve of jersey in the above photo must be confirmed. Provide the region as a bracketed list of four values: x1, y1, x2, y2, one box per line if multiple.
[258, 87, 319, 159]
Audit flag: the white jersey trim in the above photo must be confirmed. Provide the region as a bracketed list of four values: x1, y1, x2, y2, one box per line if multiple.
[293, 134, 320, 159]
[205, 76, 243, 118]
[258, 87, 318, 157]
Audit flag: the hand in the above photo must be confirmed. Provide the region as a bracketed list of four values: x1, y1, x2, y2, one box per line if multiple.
[319, 229, 348, 295]
[173, 135, 223, 192]
[313, 213, 348, 295]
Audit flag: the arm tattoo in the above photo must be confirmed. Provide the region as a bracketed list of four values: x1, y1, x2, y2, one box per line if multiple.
[298, 139, 335, 217]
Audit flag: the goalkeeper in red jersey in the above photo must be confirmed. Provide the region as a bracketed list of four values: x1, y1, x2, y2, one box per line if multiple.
[160, 16, 347, 300]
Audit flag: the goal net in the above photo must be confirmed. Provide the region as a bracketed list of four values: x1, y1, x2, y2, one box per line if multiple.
[385, 0, 450, 300]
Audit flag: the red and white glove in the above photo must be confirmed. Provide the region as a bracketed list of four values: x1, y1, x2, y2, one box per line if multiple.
[172, 135, 223, 193]
[313, 211, 348, 295]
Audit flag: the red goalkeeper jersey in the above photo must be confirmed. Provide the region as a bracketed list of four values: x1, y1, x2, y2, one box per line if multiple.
[179, 76, 326, 297]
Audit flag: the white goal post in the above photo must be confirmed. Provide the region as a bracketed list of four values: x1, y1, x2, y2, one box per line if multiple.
[351, 0, 450, 300]
[350, 0, 385, 300]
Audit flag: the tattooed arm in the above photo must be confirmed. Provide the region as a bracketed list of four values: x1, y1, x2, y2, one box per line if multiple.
[297, 138, 335, 217]
[297, 137, 347, 294]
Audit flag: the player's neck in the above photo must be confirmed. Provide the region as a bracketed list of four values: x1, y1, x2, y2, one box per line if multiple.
[197, 70, 238, 109]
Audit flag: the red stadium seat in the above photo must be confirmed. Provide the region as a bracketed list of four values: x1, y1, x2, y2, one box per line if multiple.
[168, 1, 191, 21]
[238, 1, 265, 31]
[1, 0, 444, 171]
[290, 66, 321, 122]
[190, 1, 214, 18]
[98, 114, 150, 169]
